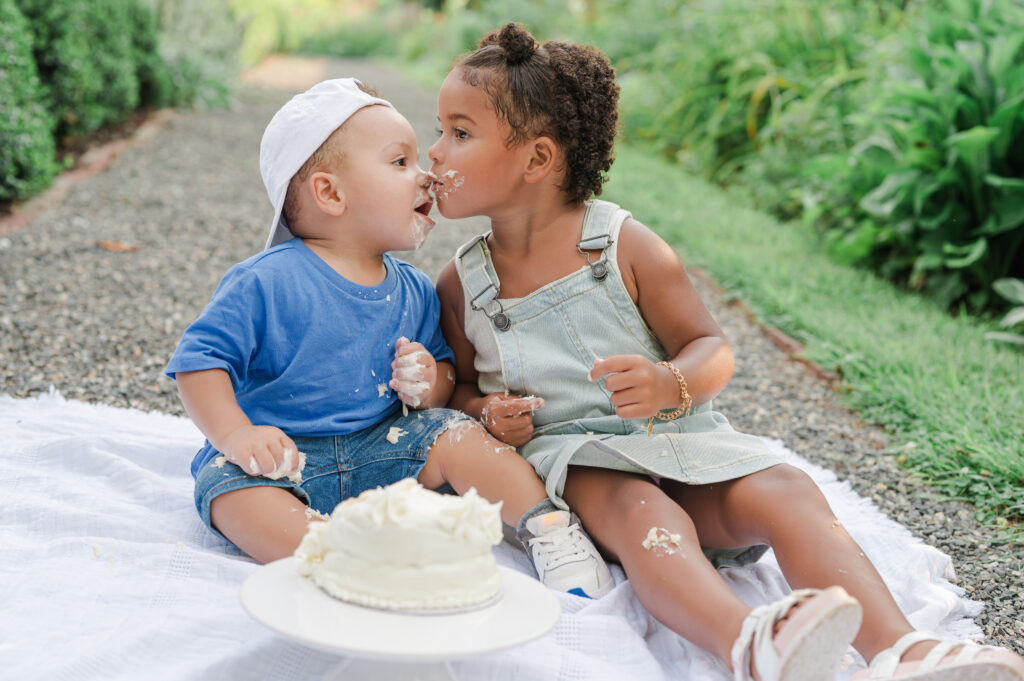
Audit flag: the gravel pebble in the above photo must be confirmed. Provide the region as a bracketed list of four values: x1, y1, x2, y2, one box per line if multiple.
[1, 58, 1019, 656]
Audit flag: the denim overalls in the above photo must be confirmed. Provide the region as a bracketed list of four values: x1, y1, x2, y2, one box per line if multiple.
[456, 200, 783, 566]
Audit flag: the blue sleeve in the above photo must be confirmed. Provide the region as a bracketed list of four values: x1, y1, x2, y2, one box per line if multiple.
[164, 265, 266, 388]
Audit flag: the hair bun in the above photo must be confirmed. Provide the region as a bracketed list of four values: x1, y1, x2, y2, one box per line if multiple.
[495, 22, 537, 65]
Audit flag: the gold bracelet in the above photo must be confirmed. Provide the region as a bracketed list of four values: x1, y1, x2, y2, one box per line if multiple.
[647, 361, 693, 436]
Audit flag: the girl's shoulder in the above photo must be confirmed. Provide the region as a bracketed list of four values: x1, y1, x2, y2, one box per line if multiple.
[435, 257, 464, 317]
[615, 214, 685, 301]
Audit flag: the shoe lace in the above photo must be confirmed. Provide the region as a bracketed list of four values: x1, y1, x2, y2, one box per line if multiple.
[527, 523, 591, 569]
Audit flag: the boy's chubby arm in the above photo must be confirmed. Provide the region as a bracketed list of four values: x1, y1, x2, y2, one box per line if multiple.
[435, 259, 543, 448]
[587, 217, 735, 419]
[176, 368, 301, 478]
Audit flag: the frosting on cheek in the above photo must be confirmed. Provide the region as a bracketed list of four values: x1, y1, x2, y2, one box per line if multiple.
[432, 169, 465, 201]
[411, 220, 430, 249]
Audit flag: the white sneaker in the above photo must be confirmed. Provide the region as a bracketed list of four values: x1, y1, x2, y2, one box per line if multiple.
[519, 510, 613, 598]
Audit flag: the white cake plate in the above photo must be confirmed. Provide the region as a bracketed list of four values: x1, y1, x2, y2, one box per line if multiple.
[240, 557, 560, 681]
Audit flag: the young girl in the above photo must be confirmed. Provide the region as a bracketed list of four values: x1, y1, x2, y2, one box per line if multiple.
[429, 23, 1024, 681]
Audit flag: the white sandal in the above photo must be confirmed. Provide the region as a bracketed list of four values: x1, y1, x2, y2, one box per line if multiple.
[852, 631, 1024, 680]
[731, 586, 862, 681]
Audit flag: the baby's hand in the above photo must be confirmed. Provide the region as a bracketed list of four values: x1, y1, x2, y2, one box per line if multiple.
[389, 337, 436, 408]
[480, 393, 545, 448]
[220, 425, 303, 480]
[589, 355, 677, 419]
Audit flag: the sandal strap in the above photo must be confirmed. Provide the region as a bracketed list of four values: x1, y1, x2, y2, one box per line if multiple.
[920, 640, 958, 671]
[955, 642, 986, 664]
[920, 639, 990, 670]
[869, 632, 990, 678]
[868, 632, 939, 677]
[731, 588, 820, 681]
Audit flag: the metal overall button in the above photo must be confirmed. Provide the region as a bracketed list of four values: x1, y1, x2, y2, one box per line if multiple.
[492, 312, 511, 331]
[577, 238, 612, 281]
[469, 284, 511, 332]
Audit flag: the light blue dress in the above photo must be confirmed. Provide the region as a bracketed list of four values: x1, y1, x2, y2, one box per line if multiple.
[455, 200, 784, 566]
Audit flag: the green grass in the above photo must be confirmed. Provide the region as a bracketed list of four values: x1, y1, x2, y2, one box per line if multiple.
[604, 145, 1024, 537]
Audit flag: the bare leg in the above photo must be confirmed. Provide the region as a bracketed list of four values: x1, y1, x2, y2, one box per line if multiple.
[209, 486, 313, 563]
[416, 420, 547, 526]
[664, 463, 915, 663]
[562, 466, 751, 663]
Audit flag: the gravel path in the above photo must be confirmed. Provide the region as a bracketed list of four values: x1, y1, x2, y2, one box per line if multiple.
[1, 58, 1020, 654]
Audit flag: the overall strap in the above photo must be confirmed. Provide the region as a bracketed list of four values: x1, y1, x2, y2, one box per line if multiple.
[577, 200, 620, 281]
[456, 234, 511, 332]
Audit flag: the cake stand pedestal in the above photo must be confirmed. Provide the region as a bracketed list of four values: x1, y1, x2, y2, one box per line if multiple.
[240, 557, 560, 681]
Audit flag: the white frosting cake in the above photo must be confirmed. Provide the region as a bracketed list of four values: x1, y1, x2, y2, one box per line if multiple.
[294, 478, 503, 610]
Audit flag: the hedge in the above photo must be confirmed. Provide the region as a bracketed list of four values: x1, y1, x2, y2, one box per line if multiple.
[1, 0, 241, 205]
[16, 0, 143, 139]
[0, 0, 57, 202]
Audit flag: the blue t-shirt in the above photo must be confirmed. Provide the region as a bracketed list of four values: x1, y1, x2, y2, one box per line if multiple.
[166, 239, 454, 475]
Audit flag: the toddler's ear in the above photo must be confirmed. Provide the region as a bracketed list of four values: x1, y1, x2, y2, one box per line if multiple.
[309, 171, 347, 217]
[523, 136, 558, 184]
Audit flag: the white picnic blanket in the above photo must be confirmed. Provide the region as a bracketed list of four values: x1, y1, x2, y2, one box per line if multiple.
[0, 390, 982, 681]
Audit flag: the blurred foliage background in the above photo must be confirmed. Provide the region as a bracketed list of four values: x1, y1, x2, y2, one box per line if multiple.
[4, 0, 1022, 326]
[231, 0, 1024, 320]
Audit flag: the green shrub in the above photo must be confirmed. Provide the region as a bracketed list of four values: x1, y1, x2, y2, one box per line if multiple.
[986, 278, 1024, 347]
[398, 0, 549, 66]
[129, 1, 175, 108]
[142, 0, 241, 108]
[2, 0, 242, 206]
[230, 0, 387, 65]
[0, 0, 57, 202]
[303, 4, 418, 59]
[604, 1, 907, 181]
[810, 0, 1024, 310]
[17, 0, 140, 138]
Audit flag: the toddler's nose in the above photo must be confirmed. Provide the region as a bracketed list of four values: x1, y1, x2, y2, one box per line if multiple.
[416, 166, 431, 188]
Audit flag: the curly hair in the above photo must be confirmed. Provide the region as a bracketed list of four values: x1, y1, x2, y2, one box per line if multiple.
[456, 23, 619, 205]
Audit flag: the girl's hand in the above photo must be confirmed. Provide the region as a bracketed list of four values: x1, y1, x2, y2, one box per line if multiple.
[589, 355, 678, 419]
[220, 424, 302, 479]
[389, 337, 437, 408]
[480, 393, 546, 447]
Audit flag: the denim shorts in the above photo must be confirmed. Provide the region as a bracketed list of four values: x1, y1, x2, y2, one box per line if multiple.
[193, 407, 471, 540]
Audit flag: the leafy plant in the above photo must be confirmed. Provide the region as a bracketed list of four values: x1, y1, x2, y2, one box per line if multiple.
[812, 0, 1024, 310]
[16, 0, 141, 138]
[604, 1, 907, 181]
[0, 0, 57, 202]
[230, 0, 377, 65]
[143, 0, 241, 108]
[128, 1, 175, 108]
[986, 278, 1024, 346]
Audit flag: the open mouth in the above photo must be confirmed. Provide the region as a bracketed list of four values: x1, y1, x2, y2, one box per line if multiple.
[414, 196, 434, 217]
